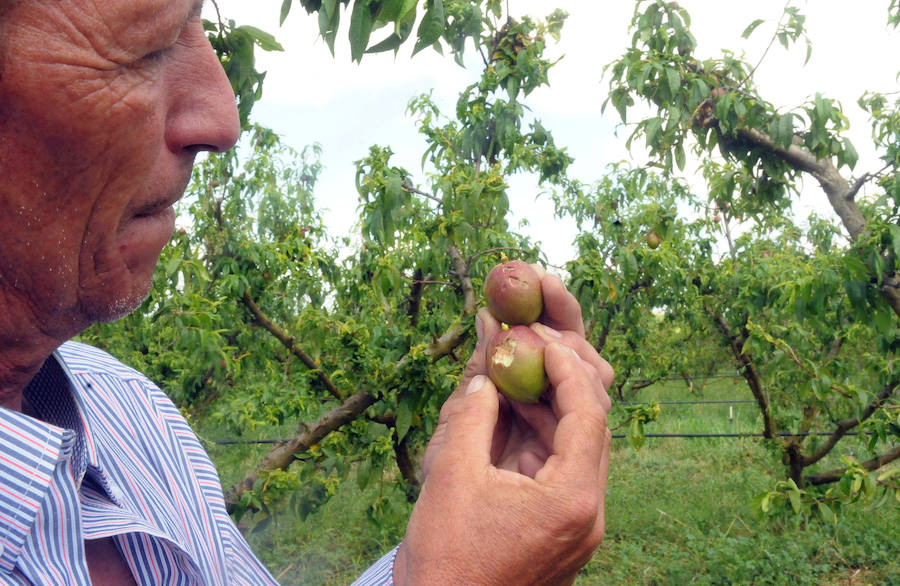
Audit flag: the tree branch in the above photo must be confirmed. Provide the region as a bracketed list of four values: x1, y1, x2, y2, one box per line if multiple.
[707, 307, 777, 439]
[225, 389, 378, 511]
[466, 246, 535, 266]
[406, 268, 425, 327]
[241, 289, 343, 401]
[733, 126, 900, 316]
[845, 162, 893, 201]
[402, 181, 443, 205]
[802, 381, 898, 467]
[805, 443, 900, 486]
[392, 426, 421, 502]
[426, 245, 478, 360]
[226, 246, 482, 510]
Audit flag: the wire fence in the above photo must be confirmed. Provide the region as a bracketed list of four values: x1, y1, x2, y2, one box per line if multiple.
[617, 399, 756, 406]
[210, 430, 868, 445]
[206, 372, 871, 446]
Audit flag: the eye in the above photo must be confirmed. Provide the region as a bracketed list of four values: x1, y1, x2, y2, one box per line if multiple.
[142, 46, 172, 63]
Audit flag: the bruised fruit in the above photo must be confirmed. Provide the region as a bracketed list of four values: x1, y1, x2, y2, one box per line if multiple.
[487, 326, 550, 403]
[484, 260, 543, 325]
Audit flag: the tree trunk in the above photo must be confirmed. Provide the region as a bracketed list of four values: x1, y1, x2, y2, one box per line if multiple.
[393, 429, 421, 502]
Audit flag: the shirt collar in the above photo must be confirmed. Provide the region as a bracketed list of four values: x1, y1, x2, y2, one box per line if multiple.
[0, 355, 82, 573]
[21, 351, 94, 486]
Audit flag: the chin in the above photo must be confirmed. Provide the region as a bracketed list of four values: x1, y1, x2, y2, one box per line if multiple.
[92, 292, 150, 323]
[81, 274, 154, 324]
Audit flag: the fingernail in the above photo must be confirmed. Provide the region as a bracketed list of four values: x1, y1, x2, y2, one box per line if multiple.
[475, 315, 485, 344]
[466, 375, 486, 395]
[537, 323, 563, 338]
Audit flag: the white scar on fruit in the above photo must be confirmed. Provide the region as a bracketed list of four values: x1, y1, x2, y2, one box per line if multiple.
[492, 339, 517, 367]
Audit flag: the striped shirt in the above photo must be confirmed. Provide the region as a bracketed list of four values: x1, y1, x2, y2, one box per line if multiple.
[0, 341, 395, 585]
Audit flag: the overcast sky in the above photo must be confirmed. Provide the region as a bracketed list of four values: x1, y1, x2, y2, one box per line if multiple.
[205, 0, 900, 266]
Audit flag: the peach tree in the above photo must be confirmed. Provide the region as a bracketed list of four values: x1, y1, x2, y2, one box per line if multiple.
[595, 0, 900, 516]
[80, 6, 589, 528]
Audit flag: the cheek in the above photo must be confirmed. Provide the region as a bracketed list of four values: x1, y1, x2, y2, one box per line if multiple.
[0, 68, 166, 304]
[4, 61, 164, 224]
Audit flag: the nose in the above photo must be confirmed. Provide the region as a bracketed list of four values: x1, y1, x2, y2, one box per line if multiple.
[165, 21, 241, 154]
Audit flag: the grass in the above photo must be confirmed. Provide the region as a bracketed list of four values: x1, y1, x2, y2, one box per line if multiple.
[203, 377, 900, 585]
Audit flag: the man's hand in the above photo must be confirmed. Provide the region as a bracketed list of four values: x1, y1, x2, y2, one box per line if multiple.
[394, 267, 613, 585]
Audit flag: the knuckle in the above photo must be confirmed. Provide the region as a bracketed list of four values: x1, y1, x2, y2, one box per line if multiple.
[549, 491, 601, 545]
[581, 401, 609, 429]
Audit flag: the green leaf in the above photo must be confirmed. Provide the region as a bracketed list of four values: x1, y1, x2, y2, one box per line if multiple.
[777, 31, 789, 49]
[675, 142, 686, 171]
[385, 174, 403, 208]
[165, 256, 181, 277]
[844, 280, 868, 308]
[349, 0, 375, 62]
[319, 0, 340, 54]
[770, 112, 794, 149]
[280, 0, 292, 25]
[665, 67, 681, 97]
[396, 394, 413, 441]
[376, 0, 404, 22]
[839, 138, 858, 169]
[628, 418, 645, 451]
[742, 18, 765, 39]
[238, 25, 284, 52]
[366, 19, 414, 54]
[760, 493, 772, 513]
[788, 483, 802, 513]
[818, 501, 836, 523]
[412, 0, 444, 56]
[645, 117, 662, 147]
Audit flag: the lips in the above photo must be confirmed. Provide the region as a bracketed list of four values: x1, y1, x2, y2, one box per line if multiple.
[116, 185, 181, 252]
[131, 200, 174, 220]
[124, 188, 183, 226]
[120, 168, 191, 230]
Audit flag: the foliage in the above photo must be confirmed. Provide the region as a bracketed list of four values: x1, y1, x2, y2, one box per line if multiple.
[597, 0, 900, 515]
[207, 379, 900, 584]
[204, 5, 285, 127]
[83, 7, 585, 523]
[85, 0, 900, 530]
[204, 0, 558, 126]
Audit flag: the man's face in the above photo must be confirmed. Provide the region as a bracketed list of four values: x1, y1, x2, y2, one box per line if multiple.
[0, 0, 239, 336]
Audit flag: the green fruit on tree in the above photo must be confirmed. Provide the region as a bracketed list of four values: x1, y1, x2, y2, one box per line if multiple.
[486, 326, 550, 403]
[646, 230, 661, 249]
[483, 260, 543, 325]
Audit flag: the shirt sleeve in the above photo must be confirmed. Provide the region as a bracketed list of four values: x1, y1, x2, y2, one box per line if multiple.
[350, 545, 399, 586]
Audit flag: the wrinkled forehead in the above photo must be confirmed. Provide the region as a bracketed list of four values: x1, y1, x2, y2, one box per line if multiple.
[95, 0, 204, 44]
[1, 0, 203, 59]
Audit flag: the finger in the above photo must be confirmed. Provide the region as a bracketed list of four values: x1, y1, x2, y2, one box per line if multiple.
[535, 343, 609, 489]
[536, 272, 585, 337]
[596, 427, 611, 530]
[457, 307, 503, 391]
[530, 323, 613, 413]
[428, 375, 500, 476]
[573, 427, 612, 562]
[476, 306, 501, 352]
[490, 394, 513, 464]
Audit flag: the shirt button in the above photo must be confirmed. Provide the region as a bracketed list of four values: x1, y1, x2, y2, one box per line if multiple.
[0, 543, 6, 556]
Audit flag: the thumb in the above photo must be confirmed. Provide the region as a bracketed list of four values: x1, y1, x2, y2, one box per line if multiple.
[469, 307, 501, 373]
[426, 375, 499, 478]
